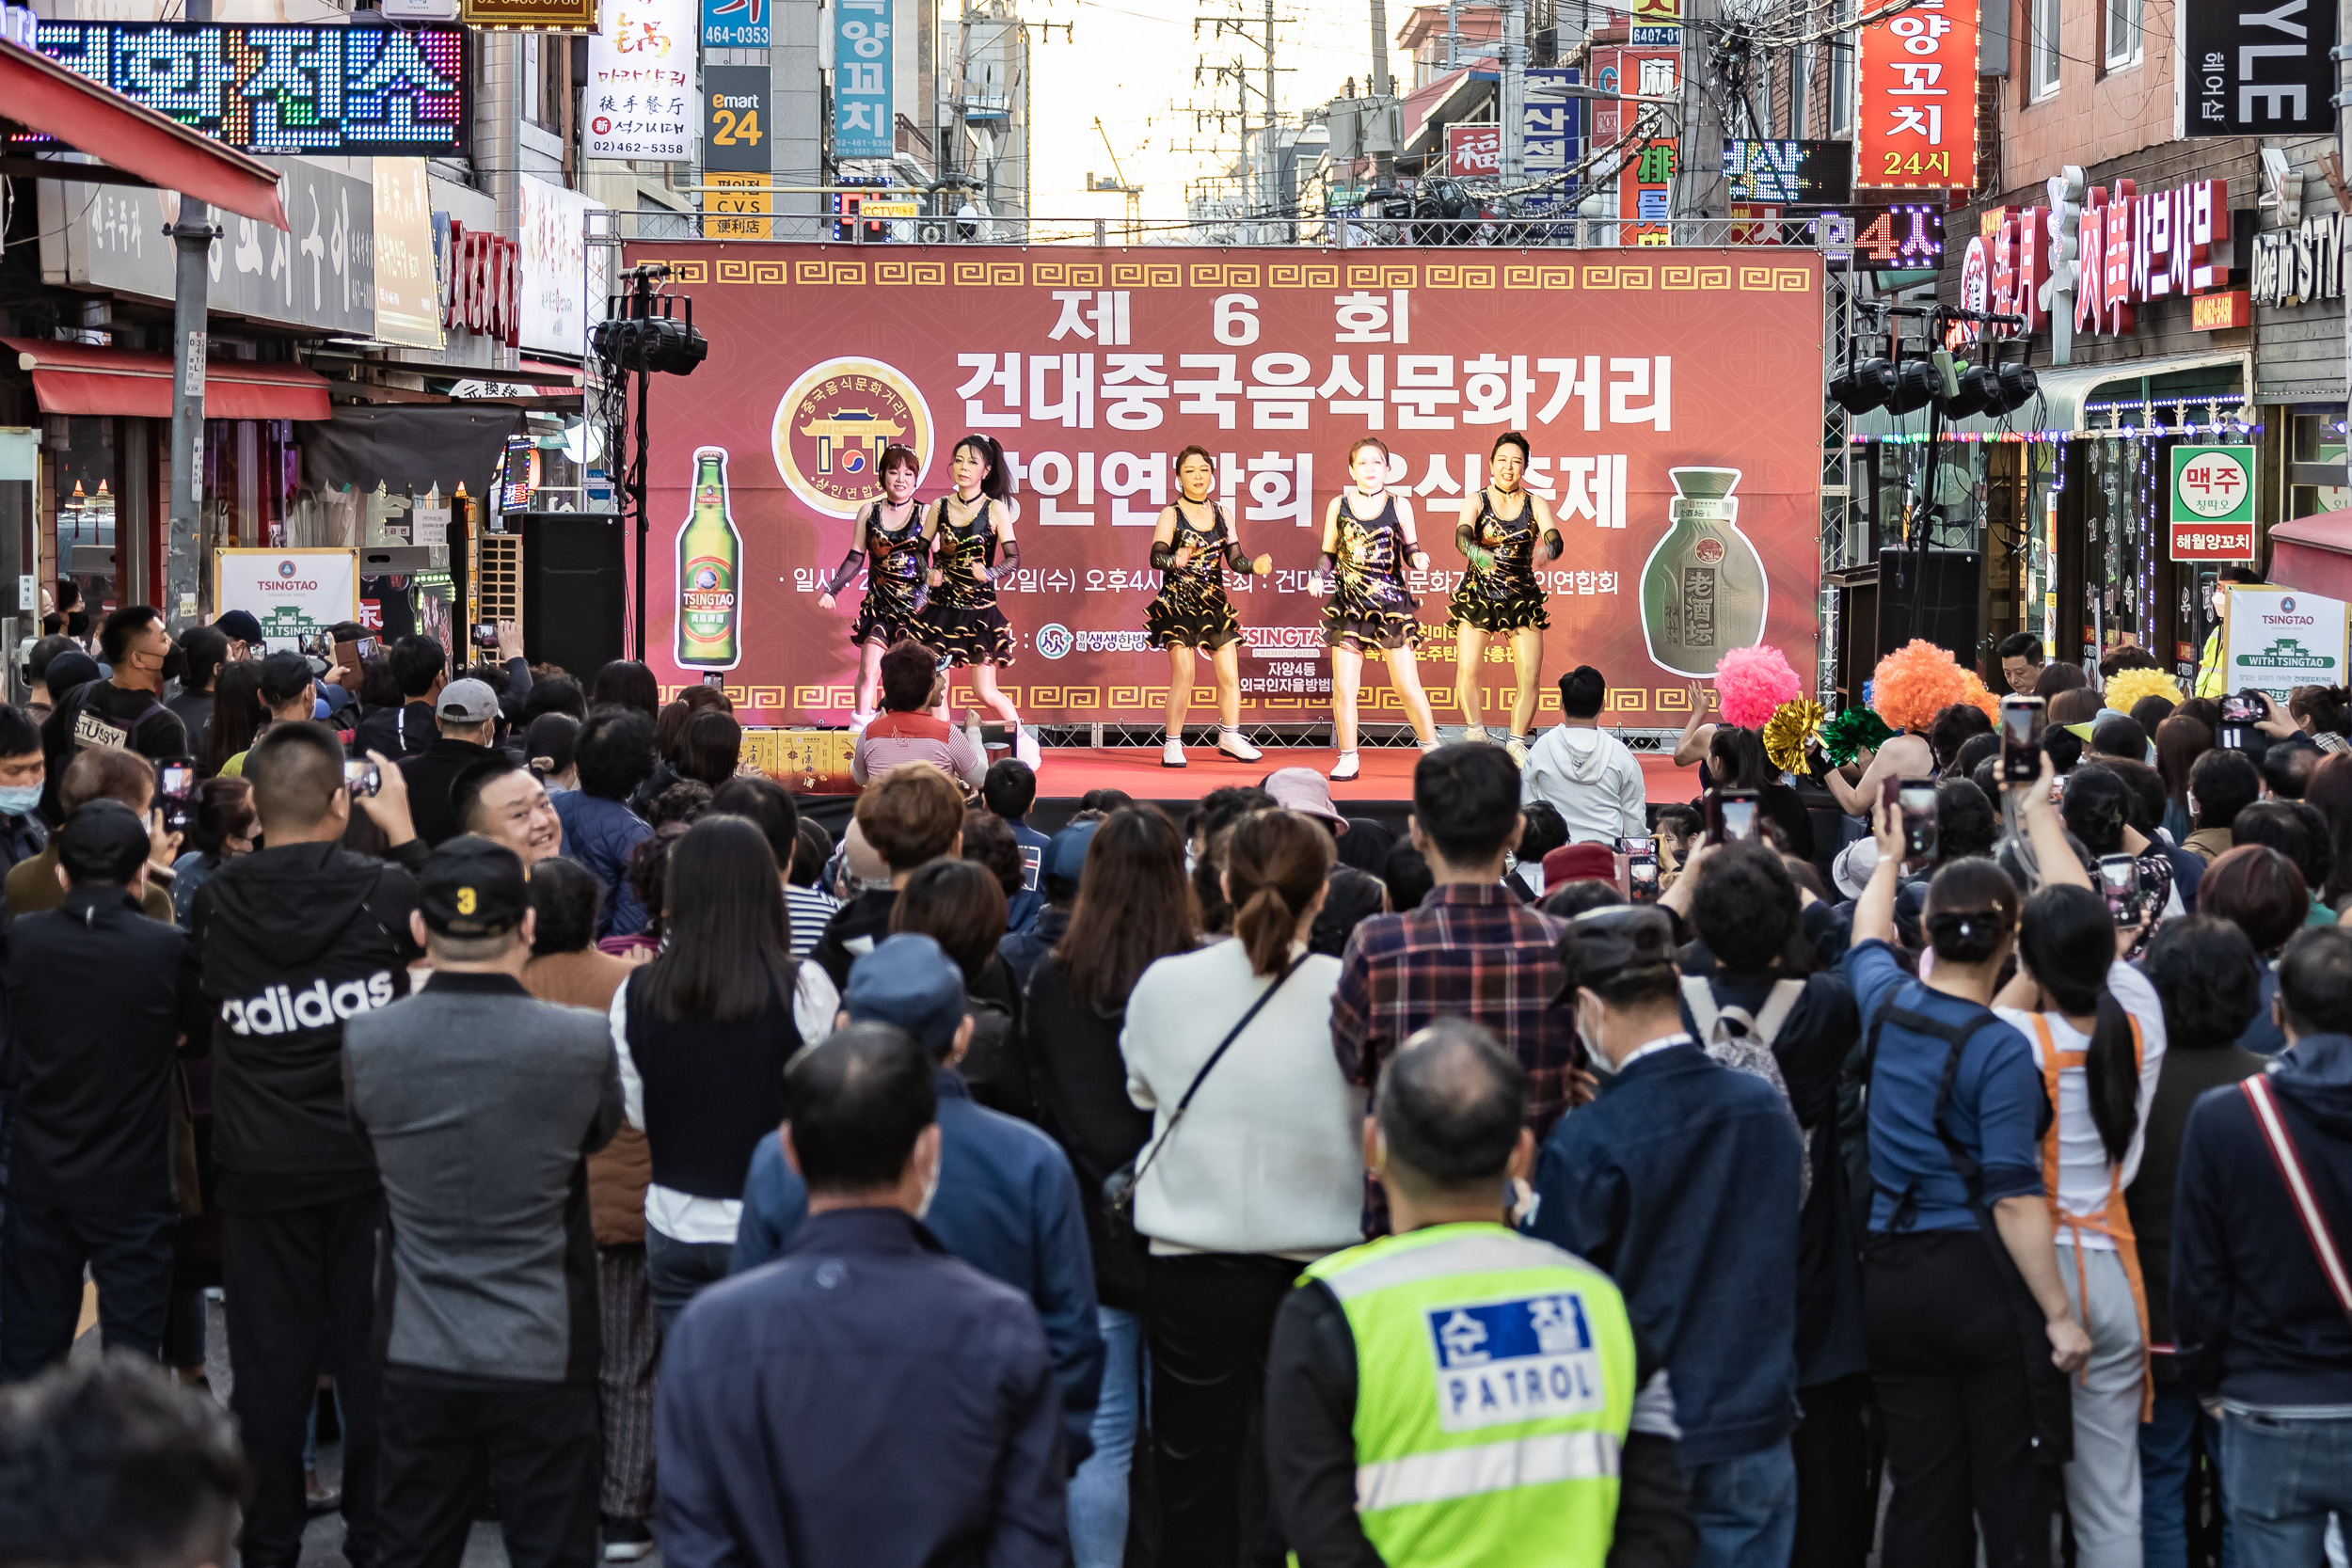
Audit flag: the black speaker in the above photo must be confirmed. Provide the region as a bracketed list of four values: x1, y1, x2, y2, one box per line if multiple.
[519, 512, 627, 680]
[1876, 547, 1979, 664]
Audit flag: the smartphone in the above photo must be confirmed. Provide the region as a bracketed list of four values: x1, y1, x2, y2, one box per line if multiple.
[1615, 834, 1656, 856]
[1710, 787, 1760, 844]
[1627, 852, 1661, 902]
[1897, 780, 1939, 862]
[1999, 694, 2046, 784]
[343, 759, 381, 798]
[2220, 693, 2261, 725]
[471, 622, 500, 651]
[2097, 852, 2141, 925]
[157, 760, 196, 834]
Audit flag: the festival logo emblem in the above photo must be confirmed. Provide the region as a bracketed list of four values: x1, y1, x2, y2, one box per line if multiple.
[771, 356, 932, 519]
[1035, 624, 1073, 660]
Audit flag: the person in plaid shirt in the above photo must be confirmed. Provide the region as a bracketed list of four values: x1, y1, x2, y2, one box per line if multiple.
[1331, 744, 1589, 1233]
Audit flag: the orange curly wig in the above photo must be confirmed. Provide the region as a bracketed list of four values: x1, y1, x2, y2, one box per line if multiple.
[1871, 640, 1998, 733]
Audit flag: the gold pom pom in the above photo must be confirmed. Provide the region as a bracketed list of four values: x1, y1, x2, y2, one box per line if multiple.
[2103, 665, 2185, 716]
[1763, 699, 1825, 776]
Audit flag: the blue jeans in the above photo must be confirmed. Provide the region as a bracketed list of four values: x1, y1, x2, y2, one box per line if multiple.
[2221, 1409, 2352, 1568]
[1068, 1305, 1144, 1568]
[1686, 1440, 1799, 1568]
[2142, 1386, 2233, 1568]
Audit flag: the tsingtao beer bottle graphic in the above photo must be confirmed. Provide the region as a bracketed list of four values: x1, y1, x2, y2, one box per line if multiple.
[1639, 466, 1769, 677]
[676, 447, 743, 672]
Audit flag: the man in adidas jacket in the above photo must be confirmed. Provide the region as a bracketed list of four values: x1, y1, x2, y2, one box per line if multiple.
[2174, 925, 2352, 1567]
[188, 721, 424, 1568]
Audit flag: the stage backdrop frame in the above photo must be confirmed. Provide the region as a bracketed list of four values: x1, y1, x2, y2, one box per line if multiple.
[625, 245, 1824, 731]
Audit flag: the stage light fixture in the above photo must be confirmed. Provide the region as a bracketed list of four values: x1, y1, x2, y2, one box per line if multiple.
[1942, 361, 1994, 420]
[1830, 357, 1898, 414]
[1883, 358, 1939, 416]
[1985, 361, 2038, 416]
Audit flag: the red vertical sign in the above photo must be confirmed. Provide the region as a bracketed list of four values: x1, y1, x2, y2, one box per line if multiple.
[1854, 0, 1978, 191]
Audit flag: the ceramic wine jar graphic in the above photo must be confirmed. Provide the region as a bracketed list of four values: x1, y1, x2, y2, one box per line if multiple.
[1639, 467, 1769, 676]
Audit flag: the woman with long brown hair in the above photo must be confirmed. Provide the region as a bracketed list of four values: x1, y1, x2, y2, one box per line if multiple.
[1016, 806, 1200, 1568]
[608, 816, 840, 1327]
[1145, 445, 1273, 768]
[1120, 808, 1365, 1565]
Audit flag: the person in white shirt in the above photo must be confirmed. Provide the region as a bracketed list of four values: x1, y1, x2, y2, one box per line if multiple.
[1520, 664, 1645, 845]
[1993, 801, 2169, 1568]
[1120, 807, 1365, 1566]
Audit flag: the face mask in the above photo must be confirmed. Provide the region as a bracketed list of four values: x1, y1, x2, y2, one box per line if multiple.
[0, 784, 40, 816]
[160, 644, 185, 684]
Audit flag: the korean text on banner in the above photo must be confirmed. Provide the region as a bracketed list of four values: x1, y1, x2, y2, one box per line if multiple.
[373, 158, 442, 349]
[618, 244, 1824, 729]
[702, 0, 767, 47]
[214, 549, 361, 653]
[2223, 586, 2352, 697]
[1854, 0, 1977, 192]
[834, 0, 893, 159]
[1521, 68, 1581, 204]
[588, 0, 697, 163]
[520, 176, 607, 356]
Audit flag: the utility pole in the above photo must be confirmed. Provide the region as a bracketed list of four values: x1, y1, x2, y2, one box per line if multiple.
[1369, 0, 1394, 184]
[1445, 0, 1459, 69]
[1674, 0, 1727, 225]
[1263, 0, 1275, 216]
[1500, 0, 1525, 182]
[165, 0, 214, 631]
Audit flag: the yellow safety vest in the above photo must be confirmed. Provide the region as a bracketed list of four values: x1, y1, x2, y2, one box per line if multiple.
[1300, 1222, 1640, 1568]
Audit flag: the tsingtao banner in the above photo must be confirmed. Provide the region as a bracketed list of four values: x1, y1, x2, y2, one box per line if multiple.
[2222, 586, 2352, 697]
[214, 550, 361, 654]
[625, 245, 1826, 727]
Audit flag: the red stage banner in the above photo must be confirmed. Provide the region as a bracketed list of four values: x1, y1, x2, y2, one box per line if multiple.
[624, 245, 1824, 728]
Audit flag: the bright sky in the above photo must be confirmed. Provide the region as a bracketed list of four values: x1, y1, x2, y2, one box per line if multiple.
[1020, 0, 1395, 229]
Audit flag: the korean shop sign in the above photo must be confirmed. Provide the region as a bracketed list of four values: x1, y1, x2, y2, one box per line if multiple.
[1854, 0, 1976, 192]
[1978, 178, 2235, 341]
[2169, 445, 2257, 562]
[833, 0, 893, 160]
[2186, 0, 2337, 135]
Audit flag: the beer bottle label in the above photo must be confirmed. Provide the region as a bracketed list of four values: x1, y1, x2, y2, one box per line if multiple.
[681, 554, 737, 655]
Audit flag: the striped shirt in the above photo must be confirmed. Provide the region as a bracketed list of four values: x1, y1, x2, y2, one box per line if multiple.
[785, 884, 841, 958]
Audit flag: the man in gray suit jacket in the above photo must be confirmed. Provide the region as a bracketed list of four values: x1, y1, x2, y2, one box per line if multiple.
[344, 835, 622, 1568]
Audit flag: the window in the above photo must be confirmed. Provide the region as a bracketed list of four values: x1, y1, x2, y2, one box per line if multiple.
[1829, 0, 1856, 135]
[2104, 0, 2142, 68]
[2030, 0, 2062, 97]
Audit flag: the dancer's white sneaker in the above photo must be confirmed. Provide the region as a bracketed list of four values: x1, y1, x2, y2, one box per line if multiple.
[1462, 724, 1490, 744]
[1217, 728, 1263, 762]
[1162, 738, 1187, 768]
[1504, 734, 1530, 768]
[1328, 749, 1360, 782]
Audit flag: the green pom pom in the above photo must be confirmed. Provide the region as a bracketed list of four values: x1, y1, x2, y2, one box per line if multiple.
[1819, 707, 1894, 768]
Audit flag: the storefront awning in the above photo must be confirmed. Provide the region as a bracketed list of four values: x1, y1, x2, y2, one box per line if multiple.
[296, 405, 525, 500]
[1402, 65, 1500, 157]
[2269, 508, 2352, 602]
[0, 40, 288, 230]
[3, 340, 331, 420]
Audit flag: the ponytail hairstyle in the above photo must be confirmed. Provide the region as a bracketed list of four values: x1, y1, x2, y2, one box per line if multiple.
[2290, 683, 2352, 738]
[952, 435, 1009, 502]
[1921, 856, 2019, 964]
[2017, 883, 2141, 1166]
[1227, 808, 1335, 976]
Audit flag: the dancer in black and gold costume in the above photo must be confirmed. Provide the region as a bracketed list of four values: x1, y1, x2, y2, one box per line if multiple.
[1449, 431, 1564, 766]
[1145, 445, 1273, 768]
[1316, 436, 1438, 783]
[816, 443, 936, 728]
[919, 434, 1024, 731]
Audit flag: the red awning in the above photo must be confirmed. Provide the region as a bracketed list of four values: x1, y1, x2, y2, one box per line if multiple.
[0, 39, 288, 230]
[2268, 508, 2352, 604]
[4, 339, 331, 420]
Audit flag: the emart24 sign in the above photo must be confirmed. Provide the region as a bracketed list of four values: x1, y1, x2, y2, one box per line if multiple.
[2169, 444, 2256, 562]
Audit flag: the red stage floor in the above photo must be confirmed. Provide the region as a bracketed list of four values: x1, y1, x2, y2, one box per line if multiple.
[1035, 745, 1694, 806]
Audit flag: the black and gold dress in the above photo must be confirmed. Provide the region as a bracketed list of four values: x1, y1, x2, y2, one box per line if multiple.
[821, 500, 930, 650]
[919, 497, 1018, 668]
[1144, 500, 1250, 651]
[1321, 493, 1423, 654]
[1448, 488, 1551, 633]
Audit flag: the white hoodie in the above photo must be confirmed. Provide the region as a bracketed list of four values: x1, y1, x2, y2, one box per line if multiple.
[1522, 724, 1647, 845]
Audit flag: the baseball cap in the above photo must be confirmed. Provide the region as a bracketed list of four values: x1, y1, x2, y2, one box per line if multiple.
[214, 610, 263, 644]
[1263, 766, 1347, 830]
[1552, 905, 1677, 1002]
[437, 678, 501, 725]
[1543, 842, 1617, 888]
[1043, 820, 1100, 885]
[257, 650, 314, 705]
[41, 650, 100, 696]
[843, 933, 969, 1053]
[417, 834, 529, 937]
[56, 798, 151, 886]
